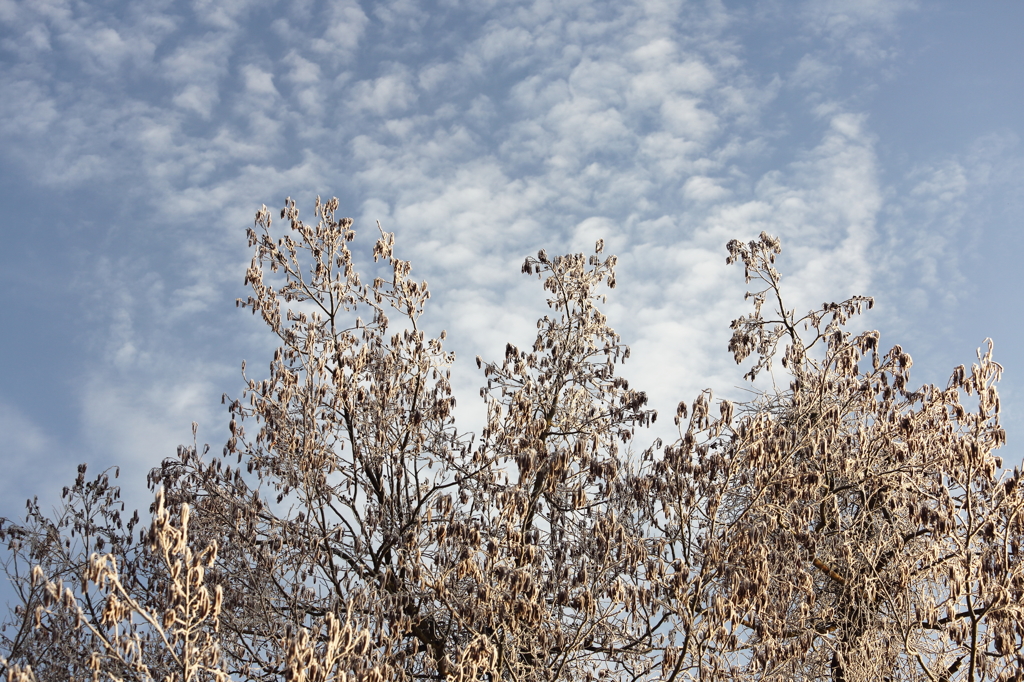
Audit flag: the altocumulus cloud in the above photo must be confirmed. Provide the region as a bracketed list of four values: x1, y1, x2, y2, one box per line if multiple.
[1, 0, 1022, 516]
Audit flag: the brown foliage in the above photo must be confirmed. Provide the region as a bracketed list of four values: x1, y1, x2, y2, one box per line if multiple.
[2, 203, 1021, 681]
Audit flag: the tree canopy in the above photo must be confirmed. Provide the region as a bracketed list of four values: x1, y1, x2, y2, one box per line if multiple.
[2, 198, 1021, 682]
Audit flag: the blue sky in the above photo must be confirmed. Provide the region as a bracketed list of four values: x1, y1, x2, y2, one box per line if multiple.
[1, 0, 1022, 516]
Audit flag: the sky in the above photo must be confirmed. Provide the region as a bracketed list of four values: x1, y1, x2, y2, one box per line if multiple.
[1, 0, 1022, 518]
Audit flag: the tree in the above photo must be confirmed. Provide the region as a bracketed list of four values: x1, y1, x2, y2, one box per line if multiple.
[641, 233, 1023, 682]
[1, 201, 1021, 681]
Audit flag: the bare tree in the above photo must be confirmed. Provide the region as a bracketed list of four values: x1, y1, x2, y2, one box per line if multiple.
[2, 204, 1020, 682]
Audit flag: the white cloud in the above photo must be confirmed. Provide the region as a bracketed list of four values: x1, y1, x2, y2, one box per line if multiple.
[659, 96, 718, 140]
[910, 160, 968, 207]
[570, 216, 627, 254]
[192, 0, 260, 31]
[162, 34, 232, 84]
[66, 25, 156, 75]
[629, 58, 717, 102]
[77, 372, 227, 512]
[790, 53, 840, 89]
[875, 131, 1024, 337]
[283, 51, 321, 85]
[417, 62, 455, 92]
[20, 22, 52, 52]
[683, 175, 730, 202]
[173, 83, 219, 118]
[0, 79, 58, 136]
[311, 0, 368, 59]
[2, 0, 1019, 500]
[373, 0, 429, 31]
[802, 0, 917, 64]
[350, 70, 417, 116]
[242, 64, 279, 97]
[0, 0, 19, 23]
[475, 23, 535, 64]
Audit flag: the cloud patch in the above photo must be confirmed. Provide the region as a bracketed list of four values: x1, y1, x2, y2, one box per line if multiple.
[1, 0, 1021, 517]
